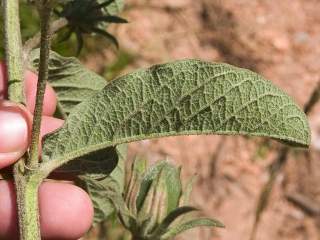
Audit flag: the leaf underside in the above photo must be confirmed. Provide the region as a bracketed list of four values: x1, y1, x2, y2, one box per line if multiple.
[41, 59, 310, 170]
[29, 50, 107, 116]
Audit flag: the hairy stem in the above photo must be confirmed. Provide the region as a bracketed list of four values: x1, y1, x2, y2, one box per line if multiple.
[2, 1, 42, 239]
[2, 0, 25, 103]
[14, 161, 42, 240]
[27, 3, 53, 170]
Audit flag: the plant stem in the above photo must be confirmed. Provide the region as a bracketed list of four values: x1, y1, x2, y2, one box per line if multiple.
[2, 1, 43, 239]
[27, 3, 53, 170]
[14, 161, 42, 240]
[2, 0, 25, 103]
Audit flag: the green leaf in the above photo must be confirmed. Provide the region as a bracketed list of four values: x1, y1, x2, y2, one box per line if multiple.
[161, 163, 182, 215]
[136, 161, 167, 212]
[125, 157, 147, 214]
[138, 170, 160, 219]
[77, 145, 127, 224]
[57, 147, 118, 179]
[160, 218, 224, 240]
[110, 144, 127, 192]
[95, 15, 128, 24]
[29, 50, 107, 116]
[41, 60, 310, 174]
[100, 0, 124, 15]
[151, 206, 198, 238]
[79, 176, 120, 224]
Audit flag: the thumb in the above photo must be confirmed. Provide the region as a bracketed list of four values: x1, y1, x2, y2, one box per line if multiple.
[0, 101, 31, 169]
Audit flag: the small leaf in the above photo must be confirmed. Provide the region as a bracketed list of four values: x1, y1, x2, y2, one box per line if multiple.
[161, 218, 224, 240]
[125, 158, 147, 214]
[77, 145, 127, 223]
[99, 0, 124, 15]
[91, 28, 119, 48]
[136, 161, 167, 212]
[41, 60, 310, 175]
[93, 15, 128, 24]
[151, 206, 198, 238]
[79, 176, 120, 224]
[179, 175, 197, 206]
[29, 50, 107, 116]
[161, 163, 182, 215]
[57, 147, 118, 179]
[138, 172, 159, 221]
[132, 158, 148, 176]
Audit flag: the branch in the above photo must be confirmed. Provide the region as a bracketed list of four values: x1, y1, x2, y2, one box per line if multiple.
[304, 81, 320, 114]
[286, 192, 320, 216]
[27, 2, 54, 170]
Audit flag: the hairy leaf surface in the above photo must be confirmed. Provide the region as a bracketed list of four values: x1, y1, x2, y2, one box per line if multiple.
[41, 60, 310, 171]
[29, 50, 107, 115]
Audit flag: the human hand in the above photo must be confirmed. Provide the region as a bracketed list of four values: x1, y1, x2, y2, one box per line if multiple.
[0, 64, 94, 240]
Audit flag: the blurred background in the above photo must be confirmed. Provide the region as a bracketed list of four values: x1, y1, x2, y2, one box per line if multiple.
[5, 0, 320, 239]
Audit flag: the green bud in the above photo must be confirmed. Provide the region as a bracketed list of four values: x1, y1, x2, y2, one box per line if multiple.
[119, 159, 223, 240]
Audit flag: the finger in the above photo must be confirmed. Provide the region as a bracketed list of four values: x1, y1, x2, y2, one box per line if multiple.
[0, 180, 94, 240]
[0, 103, 63, 169]
[0, 62, 57, 117]
[40, 116, 64, 139]
[24, 71, 57, 116]
[0, 63, 7, 99]
[0, 101, 31, 169]
[38, 116, 64, 155]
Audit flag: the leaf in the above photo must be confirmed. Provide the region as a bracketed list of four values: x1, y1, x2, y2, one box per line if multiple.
[94, 15, 128, 24]
[136, 161, 167, 211]
[91, 27, 119, 48]
[138, 170, 160, 219]
[161, 163, 182, 215]
[41, 59, 310, 175]
[100, 0, 125, 15]
[125, 157, 147, 214]
[79, 176, 120, 224]
[57, 147, 118, 179]
[160, 218, 224, 240]
[29, 50, 107, 116]
[111, 144, 127, 192]
[77, 145, 127, 224]
[151, 206, 198, 238]
[141, 163, 182, 231]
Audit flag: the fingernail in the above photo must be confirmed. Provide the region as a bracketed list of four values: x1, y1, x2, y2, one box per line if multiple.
[0, 104, 29, 154]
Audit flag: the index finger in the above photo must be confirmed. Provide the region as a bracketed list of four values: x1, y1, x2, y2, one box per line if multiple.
[0, 62, 57, 116]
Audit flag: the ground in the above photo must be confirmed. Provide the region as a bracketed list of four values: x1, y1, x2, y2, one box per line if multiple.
[85, 1, 320, 239]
